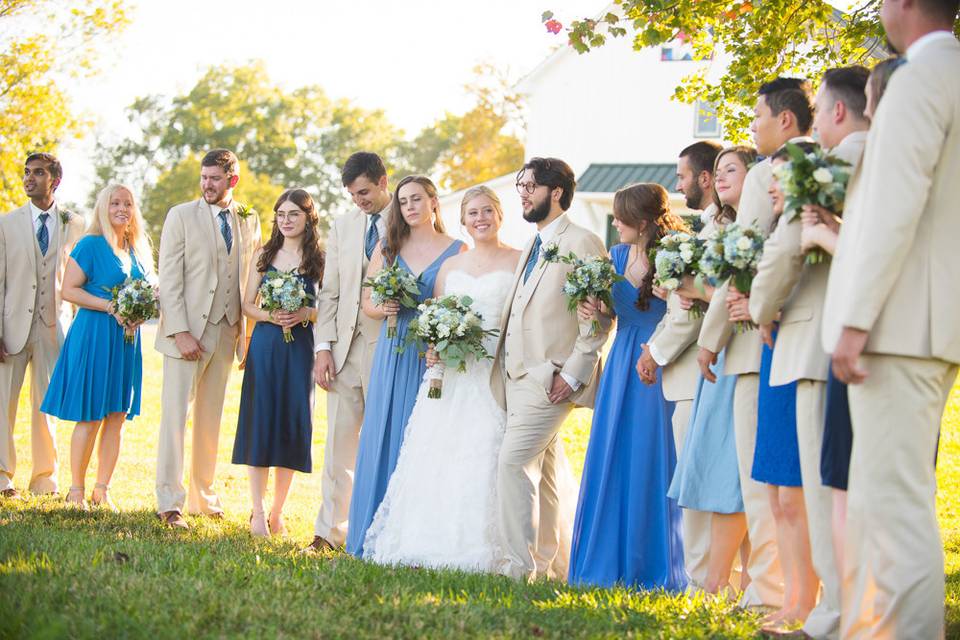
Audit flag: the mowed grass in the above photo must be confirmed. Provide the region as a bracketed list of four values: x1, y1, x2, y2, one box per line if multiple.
[0, 324, 957, 638]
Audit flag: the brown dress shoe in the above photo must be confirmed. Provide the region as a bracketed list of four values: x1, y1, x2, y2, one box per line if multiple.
[159, 510, 189, 529]
[0, 488, 21, 500]
[205, 511, 225, 520]
[301, 535, 337, 554]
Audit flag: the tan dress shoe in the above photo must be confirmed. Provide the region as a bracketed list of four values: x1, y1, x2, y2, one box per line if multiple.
[159, 510, 189, 529]
[0, 488, 22, 500]
[300, 535, 337, 554]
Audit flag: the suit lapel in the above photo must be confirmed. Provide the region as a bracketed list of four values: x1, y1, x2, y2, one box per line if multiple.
[349, 209, 367, 283]
[499, 236, 533, 335]
[200, 200, 220, 267]
[518, 217, 571, 314]
[18, 206, 38, 272]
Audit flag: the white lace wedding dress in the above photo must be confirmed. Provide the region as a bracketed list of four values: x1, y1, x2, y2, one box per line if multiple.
[363, 270, 578, 574]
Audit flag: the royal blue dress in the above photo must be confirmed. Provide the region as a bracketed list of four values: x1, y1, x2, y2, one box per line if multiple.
[346, 240, 464, 557]
[231, 268, 316, 473]
[751, 329, 801, 487]
[41, 235, 146, 422]
[568, 244, 686, 591]
[668, 351, 743, 514]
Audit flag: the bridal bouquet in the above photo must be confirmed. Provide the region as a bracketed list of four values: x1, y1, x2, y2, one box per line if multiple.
[653, 231, 707, 318]
[107, 277, 159, 344]
[406, 295, 498, 399]
[772, 142, 851, 264]
[363, 263, 420, 338]
[258, 270, 314, 343]
[543, 249, 623, 336]
[717, 223, 765, 332]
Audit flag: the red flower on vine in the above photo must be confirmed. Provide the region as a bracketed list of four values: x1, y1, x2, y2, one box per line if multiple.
[545, 19, 563, 34]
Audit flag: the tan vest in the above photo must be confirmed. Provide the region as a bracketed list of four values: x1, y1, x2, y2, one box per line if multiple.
[32, 218, 60, 328]
[208, 214, 241, 326]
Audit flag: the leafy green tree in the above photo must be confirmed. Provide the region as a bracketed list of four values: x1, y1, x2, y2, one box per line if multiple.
[0, 0, 129, 211]
[544, 2, 959, 139]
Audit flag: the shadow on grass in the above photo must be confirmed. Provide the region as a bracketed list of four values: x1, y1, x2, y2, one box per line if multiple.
[0, 498, 761, 639]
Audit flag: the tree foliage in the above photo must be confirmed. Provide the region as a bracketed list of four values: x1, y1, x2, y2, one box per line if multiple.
[0, 0, 129, 211]
[545, 1, 960, 140]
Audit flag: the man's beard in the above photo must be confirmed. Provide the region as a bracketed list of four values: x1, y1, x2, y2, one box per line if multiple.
[523, 198, 551, 223]
[684, 182, 704, 210]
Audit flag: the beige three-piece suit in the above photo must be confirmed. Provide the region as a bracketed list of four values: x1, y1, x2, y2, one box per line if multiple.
[311, 206, 384, 545]
[491, 214, 610, 580]
[822, 34, 960, 639]
[0, 203, 84, 493]
[155, 198, 260, 514]
[749, 131, 867, 639]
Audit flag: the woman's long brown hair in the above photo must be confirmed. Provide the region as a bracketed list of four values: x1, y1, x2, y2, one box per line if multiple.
[257, 188, 325, 284]
[382, 175, 446, 265]
[612, 183, 688, 311]
[711, 146, 758, 225]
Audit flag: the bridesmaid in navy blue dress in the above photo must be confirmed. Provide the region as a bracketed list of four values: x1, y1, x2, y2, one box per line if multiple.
[233, 189, 324, 537]
[42, 184, 154, 511]
[346, 175, 465, 557]
[568, 183, 686, 590]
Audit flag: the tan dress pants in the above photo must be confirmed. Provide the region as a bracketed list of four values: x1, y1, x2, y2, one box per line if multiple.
[671, 398, 712, 587]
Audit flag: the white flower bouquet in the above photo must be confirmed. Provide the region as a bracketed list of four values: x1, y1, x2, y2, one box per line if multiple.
[718, 222, 765, 332]
[362, 263, 421, 338]
[406, 294, 498, 399]
[107, 278, 159, 344]
[258, 270, 314, 343]
[543, 250, 624, 336]
[653, 231, 706, 317]
[772, 142, 852, 264]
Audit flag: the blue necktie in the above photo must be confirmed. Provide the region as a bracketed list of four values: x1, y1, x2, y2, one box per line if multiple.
[218, 209, 233, 254]
[37, 213, 50, 256]
[365, 213, 381, 259]
[523, 234, 542, 284]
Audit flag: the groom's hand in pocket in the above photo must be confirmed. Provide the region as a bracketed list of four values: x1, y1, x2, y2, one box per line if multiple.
[548, 373, 574, 404]
[313, 350, 336, 390]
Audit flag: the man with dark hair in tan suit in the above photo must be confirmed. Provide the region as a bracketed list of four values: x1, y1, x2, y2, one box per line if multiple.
[745, 67, 870, 640]
[155, 149, 261, 529]
[304, 152, 388, 553]
[826, 1, 960, 635]
[637, 140, 722, 587]
[493, 157, 611, 580]
[698, 77, 814, 611]
[0, 153, 83, 499]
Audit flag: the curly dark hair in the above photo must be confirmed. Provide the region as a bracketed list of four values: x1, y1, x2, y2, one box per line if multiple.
[612, 183, 689, 311]
[257, 188, 325, 284]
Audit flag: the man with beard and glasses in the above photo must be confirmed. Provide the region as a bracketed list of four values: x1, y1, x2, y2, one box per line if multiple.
[155, 149, 261, 529]
[492, 157, 611, 580]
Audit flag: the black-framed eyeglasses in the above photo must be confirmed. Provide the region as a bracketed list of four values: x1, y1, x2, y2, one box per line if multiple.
[515, 181, 541, 195]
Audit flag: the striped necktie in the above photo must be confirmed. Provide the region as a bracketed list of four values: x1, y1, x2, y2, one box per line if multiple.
[523, 234, 542, 283]
[218, 209, 233, 254]
[37, 213, 50, 256]
[365, 213, 381, 259]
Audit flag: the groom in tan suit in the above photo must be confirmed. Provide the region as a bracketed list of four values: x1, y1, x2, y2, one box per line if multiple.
[493, 157, 610, 580]
[305, 152, 388, 552]
[826, 2, 960, 635]
[0, 153, 84, 498]
[155, 149, 261, 528]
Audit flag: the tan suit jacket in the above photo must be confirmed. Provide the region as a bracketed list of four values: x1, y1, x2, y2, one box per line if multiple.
[698, 159, 777, 375]
[155, 199, 260, 360]
[825, 37, 960, 364]
[491, 216, 610, 409]
[0, 204, 84, 354]
[313, 207, 383, 372]
[750, 132, 867, 385]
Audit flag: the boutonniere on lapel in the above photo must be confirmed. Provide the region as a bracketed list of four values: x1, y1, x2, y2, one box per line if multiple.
[235, 202, 257, 220]
[539, 242, 560, 268]
[59, 210, 72, 226]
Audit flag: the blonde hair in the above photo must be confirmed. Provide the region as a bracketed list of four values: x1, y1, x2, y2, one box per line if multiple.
[459, 185, 504, 225]
[87, 184, 155, 276]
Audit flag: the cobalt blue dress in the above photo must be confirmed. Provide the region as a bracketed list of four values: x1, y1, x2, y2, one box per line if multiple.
[41, 235, 146, 422]
[568, 244, 686, 591]
[751, 329, 802, 486]
[231, 268, 317, 473]
[346, 240, 464, 557]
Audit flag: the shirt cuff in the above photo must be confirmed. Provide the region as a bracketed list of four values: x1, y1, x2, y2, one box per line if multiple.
[314, 341, 332, 353]
[560, 371, 582, 392]
[648, 342, 669, 367]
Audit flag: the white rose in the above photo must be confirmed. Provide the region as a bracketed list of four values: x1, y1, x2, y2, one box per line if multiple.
[736, 236, 752, 251]
[270, 278, 284, 289]
[662, 278, 680, 291]
[813, 167, 833, 184]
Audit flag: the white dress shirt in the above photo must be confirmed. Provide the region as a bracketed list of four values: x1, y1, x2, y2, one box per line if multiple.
[29, 201, 56, 239]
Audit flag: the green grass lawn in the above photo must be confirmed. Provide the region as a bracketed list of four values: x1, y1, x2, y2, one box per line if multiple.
[1, 325, 958, 638]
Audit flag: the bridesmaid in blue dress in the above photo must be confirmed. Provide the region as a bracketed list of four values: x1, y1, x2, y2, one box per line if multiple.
[233, 189, 324, 537]
[568, 183, 686, 590]
[346, 175, 465, 556]
[41, 184, 154, 511]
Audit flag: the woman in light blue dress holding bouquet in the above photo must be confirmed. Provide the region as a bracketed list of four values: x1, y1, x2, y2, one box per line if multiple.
[41, 184, 155, 511]
[345, 175, 465, 557]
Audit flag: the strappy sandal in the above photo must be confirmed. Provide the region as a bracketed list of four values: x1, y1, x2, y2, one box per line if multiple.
[90, 483, 117, 512]
[66, 486, 88, 511]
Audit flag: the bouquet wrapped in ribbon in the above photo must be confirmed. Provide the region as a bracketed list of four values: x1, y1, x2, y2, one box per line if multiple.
[542, 248, 623, 336]
[258, 270, 314, 343]
[406, 294, 498, 399]
[772, 142, 851, 264]
[363, 263, 420, 338]
[107, 278, 159, 344]
[653, 230, 707, 317]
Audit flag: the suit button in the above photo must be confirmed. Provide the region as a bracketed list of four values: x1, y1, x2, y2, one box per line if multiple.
[209, 289, 215, 294]
[31, 284, 36, 290]
[27, 308, 32, 313]
[202, 314, 207, 319]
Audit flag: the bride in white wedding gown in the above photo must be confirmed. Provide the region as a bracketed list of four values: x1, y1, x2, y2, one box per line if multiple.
[363, 186, 578, 574]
